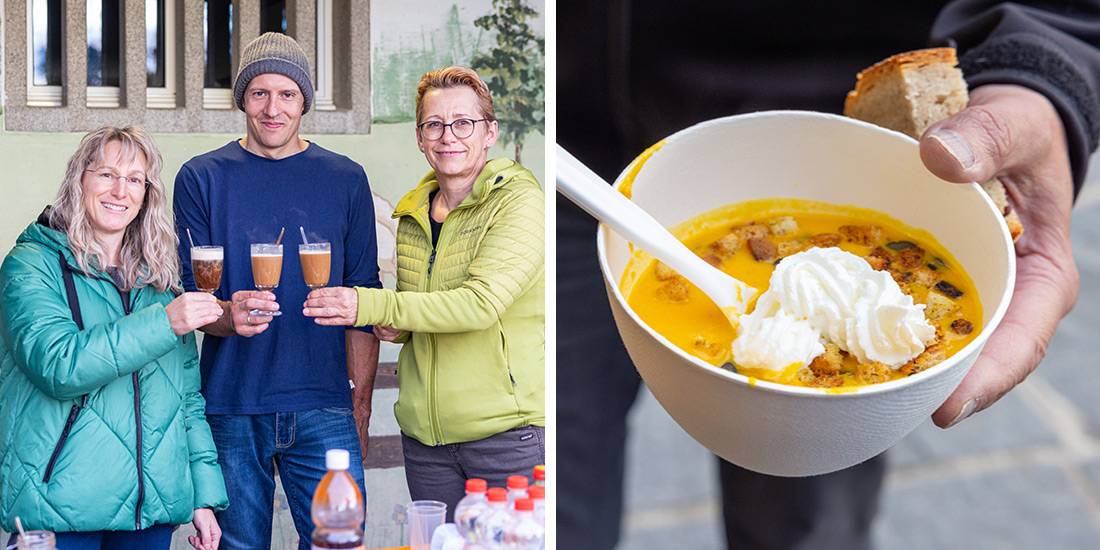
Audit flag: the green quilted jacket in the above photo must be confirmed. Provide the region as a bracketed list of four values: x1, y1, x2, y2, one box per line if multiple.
[355, 158, 545, 445]
[0, 219, 228, 533]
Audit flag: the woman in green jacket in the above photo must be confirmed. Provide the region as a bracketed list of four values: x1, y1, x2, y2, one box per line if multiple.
[304, 66, 544, 517]
[0, 127, 228, 549]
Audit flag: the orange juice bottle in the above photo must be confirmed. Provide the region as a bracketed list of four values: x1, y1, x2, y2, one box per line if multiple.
[311, 449, 365, 549]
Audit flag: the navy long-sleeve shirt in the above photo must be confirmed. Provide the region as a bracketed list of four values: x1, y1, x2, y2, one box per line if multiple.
[174, 141, 381, 414]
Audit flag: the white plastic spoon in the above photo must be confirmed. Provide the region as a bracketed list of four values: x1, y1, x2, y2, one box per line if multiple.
[556, 145, 758, 322]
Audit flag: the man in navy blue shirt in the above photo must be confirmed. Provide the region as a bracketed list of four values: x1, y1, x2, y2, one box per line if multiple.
[174, 32, 381, 550]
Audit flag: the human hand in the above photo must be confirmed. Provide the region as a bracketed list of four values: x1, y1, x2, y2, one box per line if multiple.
[165, 292, 224, 336]
[920, 84, 1080, 428]
[352, 390, 372, 459]
[230, 290, 278, 337]
[373, 325, 401, 342]
[302, 287, 359, 326]
[188, 508, 221, 550]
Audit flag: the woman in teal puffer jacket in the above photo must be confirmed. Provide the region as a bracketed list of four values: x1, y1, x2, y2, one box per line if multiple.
[0, 127, 228, 549]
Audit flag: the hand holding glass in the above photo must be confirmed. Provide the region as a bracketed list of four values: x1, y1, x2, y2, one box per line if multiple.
[250, 243, 283, 316]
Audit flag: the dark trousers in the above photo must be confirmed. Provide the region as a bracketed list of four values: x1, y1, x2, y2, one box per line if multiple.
[402, 425, 545, 522]
[556, 200, 886, 549]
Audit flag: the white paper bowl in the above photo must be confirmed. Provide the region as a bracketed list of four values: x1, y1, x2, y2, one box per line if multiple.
[597, 111, 1015, 477]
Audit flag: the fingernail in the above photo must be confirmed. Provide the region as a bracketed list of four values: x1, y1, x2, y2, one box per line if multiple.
[946, 397, 980, 428]
[929, 131, 975, 169]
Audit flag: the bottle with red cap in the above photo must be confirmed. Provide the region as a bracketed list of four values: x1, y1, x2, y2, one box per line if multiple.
[506, 475, 529, 509]
[527, 485, 546, 526]
[454, 478, 490, 543]
[476, 487, 514, 549]
[310, 449, 365, 549]
[532, 465, 545, 487]
[504, 498, 544, 550]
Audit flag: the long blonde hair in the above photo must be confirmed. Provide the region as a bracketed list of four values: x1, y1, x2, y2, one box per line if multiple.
[49, 126, 180, 292]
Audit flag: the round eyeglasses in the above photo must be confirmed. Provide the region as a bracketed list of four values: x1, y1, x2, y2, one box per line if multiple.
[85, 169, 148, 188]
[417, 118, 488, 140]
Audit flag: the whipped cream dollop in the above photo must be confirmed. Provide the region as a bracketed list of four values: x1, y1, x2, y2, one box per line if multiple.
[732, 247, 936, 371]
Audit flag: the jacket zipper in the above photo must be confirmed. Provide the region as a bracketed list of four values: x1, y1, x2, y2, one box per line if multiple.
[41, 395, 87, 483]
[115, 287, 145, 530]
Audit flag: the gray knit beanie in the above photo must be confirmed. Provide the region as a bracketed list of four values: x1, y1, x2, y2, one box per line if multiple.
[234, 32, 314, 114]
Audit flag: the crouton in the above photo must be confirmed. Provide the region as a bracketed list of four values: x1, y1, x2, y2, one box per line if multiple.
[901, 342, 946, 375]
[709, 233, 742, 259]
[934, 280, 964, 299]
[656, 279, 690, 302]
[950, 318, 974, 335]
[810, 233, 842, 248]
[702, 254, 723, 267]
[748, 237, 778, 262]
[693, 335, 725, 362]
[809, 343, 844, 376]
[654, 261, 677, 281]
[924, 291, 959, 320]
[865, 255, 888, 271]
[735, 223, 770, 242]
[898, 247, 925, 269]
[777, 239, 809, 258]
[856, 361, 893, 384]
[911, 266, 939, 287]
[767, 216, 799, 236]
[839, 224, 883, 247]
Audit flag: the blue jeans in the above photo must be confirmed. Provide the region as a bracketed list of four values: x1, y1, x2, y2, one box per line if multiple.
[206, 408, 366, 550]
[5, 524, 175, 550]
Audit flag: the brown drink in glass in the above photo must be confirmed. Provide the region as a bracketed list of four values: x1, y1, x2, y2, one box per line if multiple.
[191, 245, 224, 293]
[250, 243, 283, 316]
[299, 242, 332, 289]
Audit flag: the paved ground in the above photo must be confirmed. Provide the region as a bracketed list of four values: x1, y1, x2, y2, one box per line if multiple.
[618, 158, 1100, 549]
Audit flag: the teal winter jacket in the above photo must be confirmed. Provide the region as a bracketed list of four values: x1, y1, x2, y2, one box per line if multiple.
[0, 218, 228, 532]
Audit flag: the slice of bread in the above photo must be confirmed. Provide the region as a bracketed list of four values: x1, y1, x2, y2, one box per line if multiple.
[844, 48, 1023, 241]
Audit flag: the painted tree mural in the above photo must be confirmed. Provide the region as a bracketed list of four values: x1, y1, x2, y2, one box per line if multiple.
[471, 0, 544, 163]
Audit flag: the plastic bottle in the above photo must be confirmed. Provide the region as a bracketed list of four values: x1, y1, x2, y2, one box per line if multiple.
[532, 465, 545, 487]
[310, 449, 365, 549]
[454, 478, 490, 543]
[505, 499, 544, 550]
[476, 487, 513, 549]
[527, 485, 546, 526]
[506, 475, 529, 509]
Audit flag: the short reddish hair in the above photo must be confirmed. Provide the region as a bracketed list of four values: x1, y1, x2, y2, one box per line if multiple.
[415, 66, 496, 124]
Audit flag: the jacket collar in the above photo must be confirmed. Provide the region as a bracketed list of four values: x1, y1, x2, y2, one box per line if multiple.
[393, 158, 520, 218]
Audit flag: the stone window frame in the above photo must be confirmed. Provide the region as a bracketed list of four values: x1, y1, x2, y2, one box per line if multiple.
[3, 0, 371, 133]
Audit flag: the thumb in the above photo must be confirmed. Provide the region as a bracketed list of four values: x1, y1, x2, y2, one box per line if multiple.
[919, 85, 1053, 184]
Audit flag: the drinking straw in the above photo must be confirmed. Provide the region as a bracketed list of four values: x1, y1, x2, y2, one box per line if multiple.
[299, 226, 309, 244]
[186, 228, 196, 249]
[275, 226, 286, 245]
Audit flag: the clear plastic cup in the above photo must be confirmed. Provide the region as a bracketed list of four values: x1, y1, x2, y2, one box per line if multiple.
[406, 500, 447, 550]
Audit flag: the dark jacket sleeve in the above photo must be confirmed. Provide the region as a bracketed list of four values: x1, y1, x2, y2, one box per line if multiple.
[931, 1, 1100, 194]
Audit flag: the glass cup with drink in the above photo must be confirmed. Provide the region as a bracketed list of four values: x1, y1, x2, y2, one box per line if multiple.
[250, 243, 283, 316]
[299, 242, 332, 289]
[191, 245, 224, 293]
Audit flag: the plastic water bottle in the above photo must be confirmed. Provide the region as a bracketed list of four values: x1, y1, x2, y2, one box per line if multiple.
[506, 475, 529, 509]
[505, 499, 544, 550]
[454, 478, 490, 542]
[476, 487, 513, 549]
[527, 485, 545, 526]
[310, 449, 365, 549]
[532, 465, 545, 487]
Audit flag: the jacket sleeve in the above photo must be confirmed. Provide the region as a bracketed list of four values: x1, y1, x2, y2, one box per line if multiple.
[932, 0, 1100, 194]
[354, 184, 544, 332]
[0, 250, 180, 400]
[180, 337, 229, 511]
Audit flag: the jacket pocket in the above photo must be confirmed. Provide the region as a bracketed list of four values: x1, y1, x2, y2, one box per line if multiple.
[499, 324, 516, 394]
[42, 395, 87, 483]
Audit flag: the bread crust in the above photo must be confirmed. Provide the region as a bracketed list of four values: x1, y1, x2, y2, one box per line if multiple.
[844, 48, 1023, 241]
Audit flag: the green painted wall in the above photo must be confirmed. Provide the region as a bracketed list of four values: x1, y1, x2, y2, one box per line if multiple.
[0, 118, 544, 257]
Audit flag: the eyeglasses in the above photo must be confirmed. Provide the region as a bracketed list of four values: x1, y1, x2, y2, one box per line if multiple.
[85, 169, 148, 188]
[417, 118, 488, 140]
